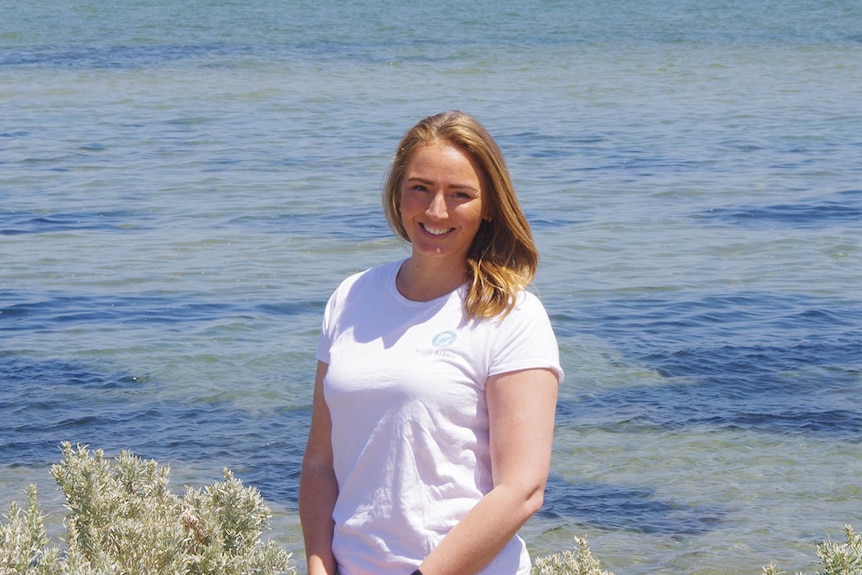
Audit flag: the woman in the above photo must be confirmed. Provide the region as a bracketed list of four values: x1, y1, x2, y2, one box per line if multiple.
[299, 111, 562, 575]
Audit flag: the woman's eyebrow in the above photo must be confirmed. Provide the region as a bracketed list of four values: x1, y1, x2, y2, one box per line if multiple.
[406, 176, 478, 192]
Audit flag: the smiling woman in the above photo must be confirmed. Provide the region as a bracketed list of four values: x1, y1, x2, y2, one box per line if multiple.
[298, 111, 563, 575]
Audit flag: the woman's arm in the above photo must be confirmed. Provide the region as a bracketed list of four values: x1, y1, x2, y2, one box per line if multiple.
[417, 367, 559, 575]
[299, 361, 339, 575]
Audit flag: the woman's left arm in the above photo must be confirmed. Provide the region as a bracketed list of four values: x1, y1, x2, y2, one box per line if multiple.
[417, 367, 559, 575]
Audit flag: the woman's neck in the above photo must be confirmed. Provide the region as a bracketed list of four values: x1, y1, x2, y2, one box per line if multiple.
[396, 257, 467, 302]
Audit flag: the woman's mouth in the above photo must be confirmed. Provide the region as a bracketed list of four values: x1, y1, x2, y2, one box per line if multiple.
[422, 223, 453, 236]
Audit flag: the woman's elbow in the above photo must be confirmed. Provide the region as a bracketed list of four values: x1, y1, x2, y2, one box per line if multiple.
[523, 485, 546, 518]
[503, 481, 546, 523]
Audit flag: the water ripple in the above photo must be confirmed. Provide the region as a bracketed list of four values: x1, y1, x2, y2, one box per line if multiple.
[0, 210, 154, 235]
[558, 377, 862, 439]
[701, 191, 862, 229]
[0, 292, 324, 338]
[0, 44, 251, 69]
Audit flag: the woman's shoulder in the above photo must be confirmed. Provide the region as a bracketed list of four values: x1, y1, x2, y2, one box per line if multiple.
[511, 288, 550, 315]
[466, 288, 551, 330]
[330, 259, 402, 298]
[484, 288, 554, 331]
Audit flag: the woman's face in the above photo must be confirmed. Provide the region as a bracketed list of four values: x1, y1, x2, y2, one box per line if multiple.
[399, 142, 485, 267]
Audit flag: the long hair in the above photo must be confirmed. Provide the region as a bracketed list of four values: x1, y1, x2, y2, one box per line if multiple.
[383, 111, 538, 320]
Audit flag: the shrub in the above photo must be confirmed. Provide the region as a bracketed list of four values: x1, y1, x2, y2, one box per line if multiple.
[532, 527, 862, 575]
[0, 483, 61, 574]
[532, 536, 616, 575]
[763, 525, 862, 575]
[0, 443, 294, 575]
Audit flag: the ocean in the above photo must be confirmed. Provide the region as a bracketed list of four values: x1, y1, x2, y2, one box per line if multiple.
[2, 1, 861, 573]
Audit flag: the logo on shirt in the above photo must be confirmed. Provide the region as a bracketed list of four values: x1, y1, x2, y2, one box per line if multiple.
[431, 330, 457, 347]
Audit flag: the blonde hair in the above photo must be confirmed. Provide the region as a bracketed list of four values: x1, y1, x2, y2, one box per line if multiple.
[383, 111, 538, 320]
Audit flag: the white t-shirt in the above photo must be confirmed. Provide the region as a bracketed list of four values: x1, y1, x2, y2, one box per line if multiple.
[316, 259, 563, 575]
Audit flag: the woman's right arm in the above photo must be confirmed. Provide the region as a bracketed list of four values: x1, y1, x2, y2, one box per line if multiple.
[299, 360, 339, 575]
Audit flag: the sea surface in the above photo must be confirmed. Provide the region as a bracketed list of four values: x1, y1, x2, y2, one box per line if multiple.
[2, 1, 861, 573]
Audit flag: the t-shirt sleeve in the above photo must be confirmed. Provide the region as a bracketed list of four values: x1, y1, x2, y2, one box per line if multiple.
[488, 291, 564, 384]
[315, 287, 338, 365]
[315, 268, 371, 365]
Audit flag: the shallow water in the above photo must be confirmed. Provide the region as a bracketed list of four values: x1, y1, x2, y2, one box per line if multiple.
[2, 1, 862, 573]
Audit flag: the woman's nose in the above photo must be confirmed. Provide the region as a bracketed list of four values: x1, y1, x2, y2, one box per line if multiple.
[426, 191, 448, 219]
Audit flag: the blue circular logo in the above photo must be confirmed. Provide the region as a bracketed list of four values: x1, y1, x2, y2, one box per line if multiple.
[431, 330, 457, 347]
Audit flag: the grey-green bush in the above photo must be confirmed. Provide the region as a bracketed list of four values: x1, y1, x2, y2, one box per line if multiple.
[0, 443, 293, 575]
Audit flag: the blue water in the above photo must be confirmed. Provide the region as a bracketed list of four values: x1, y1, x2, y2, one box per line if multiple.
[2, 1, 862, 573]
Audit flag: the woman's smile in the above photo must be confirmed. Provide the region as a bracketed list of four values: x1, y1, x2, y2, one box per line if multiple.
[421, 223, 454, 236]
